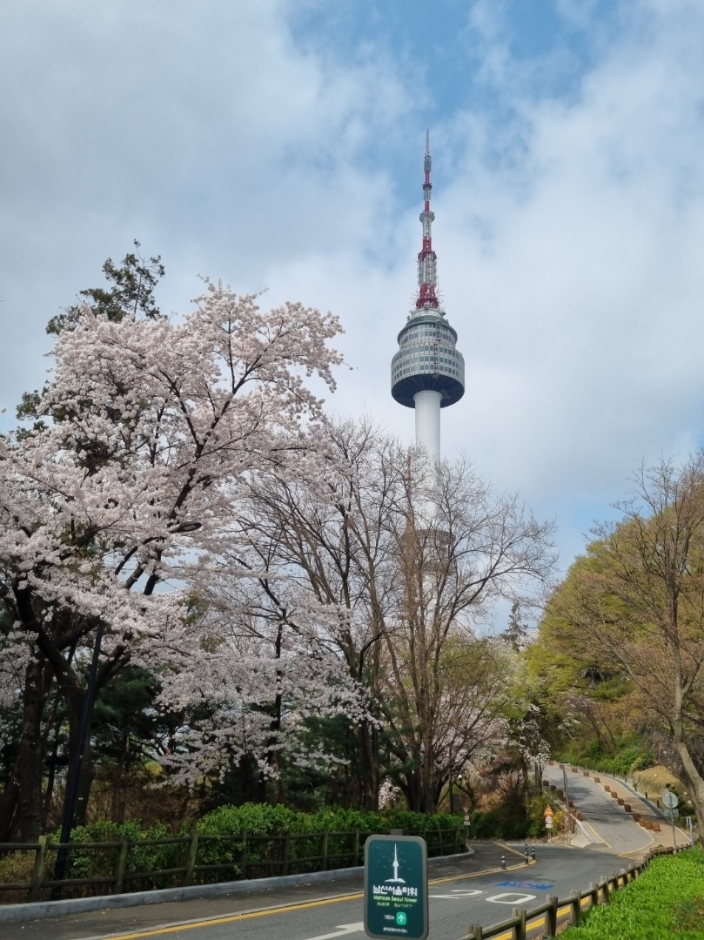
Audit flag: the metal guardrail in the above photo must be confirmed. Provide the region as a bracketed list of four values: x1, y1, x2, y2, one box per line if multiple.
[0, 823, 465, 904]
[461, 847, 674, 939]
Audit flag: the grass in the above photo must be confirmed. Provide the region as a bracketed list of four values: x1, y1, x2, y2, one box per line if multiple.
[561, 847, 704, 939]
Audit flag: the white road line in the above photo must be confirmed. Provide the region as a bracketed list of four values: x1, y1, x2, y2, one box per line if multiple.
[303, 923, 364, 940]
[486, 892, 536, 905]
[430, 890, 483, 898]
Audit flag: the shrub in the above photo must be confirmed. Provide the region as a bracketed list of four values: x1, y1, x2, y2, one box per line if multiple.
[561, 848, 704, 940]
[0, 806, 466, 901]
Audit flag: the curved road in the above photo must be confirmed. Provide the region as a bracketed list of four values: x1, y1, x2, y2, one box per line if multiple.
[5, 844, 630, 940]
[7, 770, 668, 940]
[542, 763, 655, 855]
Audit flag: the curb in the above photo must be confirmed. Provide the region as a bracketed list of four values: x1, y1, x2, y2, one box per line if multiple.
[0, 849, 475, 925]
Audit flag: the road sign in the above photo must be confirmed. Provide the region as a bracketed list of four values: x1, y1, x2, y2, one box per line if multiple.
[364, 835, 428, 940]
[544, 816, 553, 829]
[663, 790, 679, 809]
[544, 806, 554, 817]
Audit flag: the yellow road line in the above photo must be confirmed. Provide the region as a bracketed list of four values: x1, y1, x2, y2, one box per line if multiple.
[497, 899, 592, 940]
[497, 841, 528, 859]
[618, 834, 655, 857]
[582, 820, 610, 848]
[431, 858, 533, 886]
[90, 858, 534, 940]
[86, 893, 364, 940]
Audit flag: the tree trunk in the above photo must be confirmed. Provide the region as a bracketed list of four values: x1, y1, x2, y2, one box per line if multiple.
[61, 685, 95, 829]
[0, 756, 21, 842]
[360, 719, 379, 810]
[672, 730, 704, 848]
[16, 653, 47, 841]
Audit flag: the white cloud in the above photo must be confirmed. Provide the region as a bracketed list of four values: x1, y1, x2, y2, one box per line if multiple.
[2, 0, 704, 574]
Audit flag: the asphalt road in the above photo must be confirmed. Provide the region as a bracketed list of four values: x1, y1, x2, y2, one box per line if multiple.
[7, 773, 660, 940]
[542, 764, 654, 855]
[6, 844, 626, 940]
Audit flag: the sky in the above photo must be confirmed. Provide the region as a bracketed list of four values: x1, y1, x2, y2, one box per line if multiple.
[2, 0, 704, 582]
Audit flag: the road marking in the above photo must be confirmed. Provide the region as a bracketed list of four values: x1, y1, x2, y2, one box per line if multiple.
[82, 857, 535, 940]
[496, 881, 554, 891]
[497, 841, 528, 859]
[303, 923, 364, 940]
[429, 890, 483, 898]
[79, 893, 365, 940]
[582, 820, 611, 848]
[486, 892, 536, 905]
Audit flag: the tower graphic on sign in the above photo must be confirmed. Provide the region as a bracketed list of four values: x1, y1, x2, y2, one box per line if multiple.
[385, 844, 406, 884]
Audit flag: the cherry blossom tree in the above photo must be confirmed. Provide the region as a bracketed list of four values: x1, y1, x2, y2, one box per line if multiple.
[218, 418, 556, 812]
[155, 584, 369, 801]
[0, 280, 342, 839]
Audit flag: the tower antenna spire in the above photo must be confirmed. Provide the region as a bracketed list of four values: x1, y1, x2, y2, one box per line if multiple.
[417, 129, 438, 309]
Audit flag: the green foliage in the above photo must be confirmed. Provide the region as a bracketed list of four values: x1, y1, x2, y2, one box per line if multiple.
[470, 803, 530, 841]
[558, 734, 655, 777]
[466, 788, 557, 840]
[526, 792, 555, 838]
[30, 807, 464, 893]
[562, 848, 704, 939]
[46, 240, 165, 335]
[52, 819, 180, 892]
[193, 803, 462, 839]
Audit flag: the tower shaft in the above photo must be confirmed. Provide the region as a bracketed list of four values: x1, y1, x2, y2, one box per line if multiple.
[414, 390, 441, 459]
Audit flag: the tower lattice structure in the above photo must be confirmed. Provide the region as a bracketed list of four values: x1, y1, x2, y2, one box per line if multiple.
[391, 133, 465, 459]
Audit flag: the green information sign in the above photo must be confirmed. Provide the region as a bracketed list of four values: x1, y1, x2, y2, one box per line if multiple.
[364, 835, 428, 940]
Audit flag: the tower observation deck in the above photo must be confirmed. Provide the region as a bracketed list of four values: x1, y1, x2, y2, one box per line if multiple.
[391, 133, 465, 459]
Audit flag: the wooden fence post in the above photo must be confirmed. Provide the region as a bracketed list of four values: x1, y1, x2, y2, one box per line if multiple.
[353, 829, 360, 867]
[321, 829, 329, 871]
[465, 925, 483, 940]
[29, 836, 47, 902]
[239, 830, 248, 880]
[114, 837, 129, 895]
[546, 895, 558, 936]
[588, 882, 599, 907]
[183, 830, 199, 887]
[282, 832, 291, 876]
[513, 907, 527, 940]
[599, 875, 609, 904]
[569, 891, 581, 926]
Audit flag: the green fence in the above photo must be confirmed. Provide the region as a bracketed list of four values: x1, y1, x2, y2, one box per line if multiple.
[0, 823, 464, 904]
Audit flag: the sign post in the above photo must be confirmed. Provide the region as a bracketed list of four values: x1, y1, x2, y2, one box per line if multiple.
[364, 835, 429, 940]
[544, 806, 554, 842]
[662, 790, 679, 852]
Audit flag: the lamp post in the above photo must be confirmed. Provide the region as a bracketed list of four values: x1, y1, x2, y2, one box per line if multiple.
[51, 521, 201, 895]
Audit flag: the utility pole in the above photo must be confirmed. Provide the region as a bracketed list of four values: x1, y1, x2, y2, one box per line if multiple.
[562, 765, 572, 836]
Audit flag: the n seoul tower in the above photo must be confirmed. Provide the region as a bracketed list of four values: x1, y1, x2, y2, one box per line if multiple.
[391, 134, 465, 459]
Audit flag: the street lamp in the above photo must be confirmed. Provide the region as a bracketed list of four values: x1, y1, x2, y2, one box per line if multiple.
[52, 520, 202, 895]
